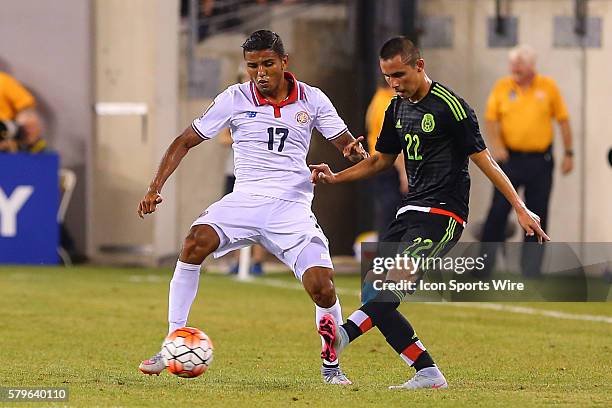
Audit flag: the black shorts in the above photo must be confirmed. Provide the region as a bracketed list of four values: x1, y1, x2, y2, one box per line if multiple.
[380, 210, 464, 260]
[360, 210, 465, 302]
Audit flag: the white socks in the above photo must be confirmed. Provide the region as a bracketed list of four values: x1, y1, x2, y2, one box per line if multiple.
[316, 297, 343, 366]
[168, 260, 201, 334]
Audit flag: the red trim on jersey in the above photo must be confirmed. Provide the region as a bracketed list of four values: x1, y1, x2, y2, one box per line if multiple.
[401, 342, 425, 363]
[397, 204, 467, 227]
[428, 207, 466, 226]
[249, 72, 302, 118]
[358, 317, 373, 333]
[249, 81, 259, 106]
[270, 106, 280, 118]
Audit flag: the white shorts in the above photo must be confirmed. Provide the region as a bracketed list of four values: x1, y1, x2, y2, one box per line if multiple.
[192, 191, 333, 280]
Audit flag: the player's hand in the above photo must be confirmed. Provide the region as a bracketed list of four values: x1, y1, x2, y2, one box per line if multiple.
[561, 155, 573, 175]
[343, 136, 369, 163]
[138, 190, 163, 218]
[516, 207, 550, 244]
[309, 163, 336, 185]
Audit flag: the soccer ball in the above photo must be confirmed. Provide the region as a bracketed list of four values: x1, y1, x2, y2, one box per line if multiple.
[161, 327, 213, 378]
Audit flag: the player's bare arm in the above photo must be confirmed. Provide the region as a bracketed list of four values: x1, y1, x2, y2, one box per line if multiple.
[309, 152, 397, 185]
[137, 126, 204, 218]
[394, 154, 409, 194]
[330, 132, 370, 163]
[469, 148, 550, 243]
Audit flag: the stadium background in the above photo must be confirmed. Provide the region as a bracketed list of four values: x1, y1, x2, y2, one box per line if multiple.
[1, 1, 611, 407]
[1, 0, 611, 267]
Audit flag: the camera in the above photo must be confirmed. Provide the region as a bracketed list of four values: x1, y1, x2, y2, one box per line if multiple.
[0, 119, 26, 141]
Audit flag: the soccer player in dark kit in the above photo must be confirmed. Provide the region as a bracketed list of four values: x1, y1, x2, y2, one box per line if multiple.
[310, 37, 550, 389]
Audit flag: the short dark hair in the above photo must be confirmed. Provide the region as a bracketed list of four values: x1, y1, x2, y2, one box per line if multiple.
[242, 30, 286, 57]
[379, 37, 420, 66]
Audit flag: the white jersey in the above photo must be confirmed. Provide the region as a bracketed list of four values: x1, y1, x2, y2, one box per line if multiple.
[192, 72, 347, 204]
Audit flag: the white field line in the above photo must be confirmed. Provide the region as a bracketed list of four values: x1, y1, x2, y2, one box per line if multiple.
[123, 274, 612, 324]
[249, 278, 612, 324]
[125, 275, 166, 283]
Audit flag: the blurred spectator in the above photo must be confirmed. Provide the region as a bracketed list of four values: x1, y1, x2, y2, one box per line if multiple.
[479, 45, 573, 278]
[366, 79, 408, 239]
[0, 71, 43, 153]
[0, 71, 84, 264]
[14, 109, 47, 153]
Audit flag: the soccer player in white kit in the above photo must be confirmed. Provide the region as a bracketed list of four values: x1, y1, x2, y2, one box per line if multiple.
[137, 30, 368, 384]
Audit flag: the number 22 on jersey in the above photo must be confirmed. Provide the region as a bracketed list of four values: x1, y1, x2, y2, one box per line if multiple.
[404, 133, 423, 161]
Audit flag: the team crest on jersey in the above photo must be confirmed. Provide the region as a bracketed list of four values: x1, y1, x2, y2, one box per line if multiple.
[295, 111, 310, 124]
[421, 113, 435, 133]
[245, 111, 258, 118]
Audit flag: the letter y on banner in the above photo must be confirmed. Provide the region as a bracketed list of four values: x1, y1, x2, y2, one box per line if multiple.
[0, 186, 34, 237]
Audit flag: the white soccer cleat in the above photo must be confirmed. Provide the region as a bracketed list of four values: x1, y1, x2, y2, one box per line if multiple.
[138, 352, 166, 376]
[321, 366, 353, 385]
[388, 367, 448, 390]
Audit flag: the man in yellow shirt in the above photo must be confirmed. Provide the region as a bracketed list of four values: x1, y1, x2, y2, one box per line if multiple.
[366, 81, 408, 238]
[0, 71, 45, 153]
[480, 45, 573, 277]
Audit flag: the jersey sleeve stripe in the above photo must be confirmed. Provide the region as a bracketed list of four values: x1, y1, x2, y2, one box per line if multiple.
[433, 85, 467, 119]
[191, 122, 211, 140]
[434, 84, 466, 117]
[433, 85, 466, 119]
[432, 89, 461, 121]
[327, 127, 348, 141]
[436, 85, 467, 118]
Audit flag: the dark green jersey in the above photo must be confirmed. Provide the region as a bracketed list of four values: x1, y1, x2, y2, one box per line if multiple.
[375, 81, 486, 222]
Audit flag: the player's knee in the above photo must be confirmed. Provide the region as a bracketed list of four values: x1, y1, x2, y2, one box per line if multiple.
[181, 226, 220, 263]
[308, 279, 336, 308]
[181, 235, 201, 256]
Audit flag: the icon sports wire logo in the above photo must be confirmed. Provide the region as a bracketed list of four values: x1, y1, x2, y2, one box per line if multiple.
[359, 242, 612, 302]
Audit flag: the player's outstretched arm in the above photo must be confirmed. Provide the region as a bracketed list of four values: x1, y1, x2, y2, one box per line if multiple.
[470, 149, 550, 243]
[309, 152, 397, 185]
[330, 132, 370, 163]
[137, 126, 204, 218]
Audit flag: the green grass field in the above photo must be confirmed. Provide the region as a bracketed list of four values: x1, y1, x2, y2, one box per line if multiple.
[1, 266, 610, 407]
